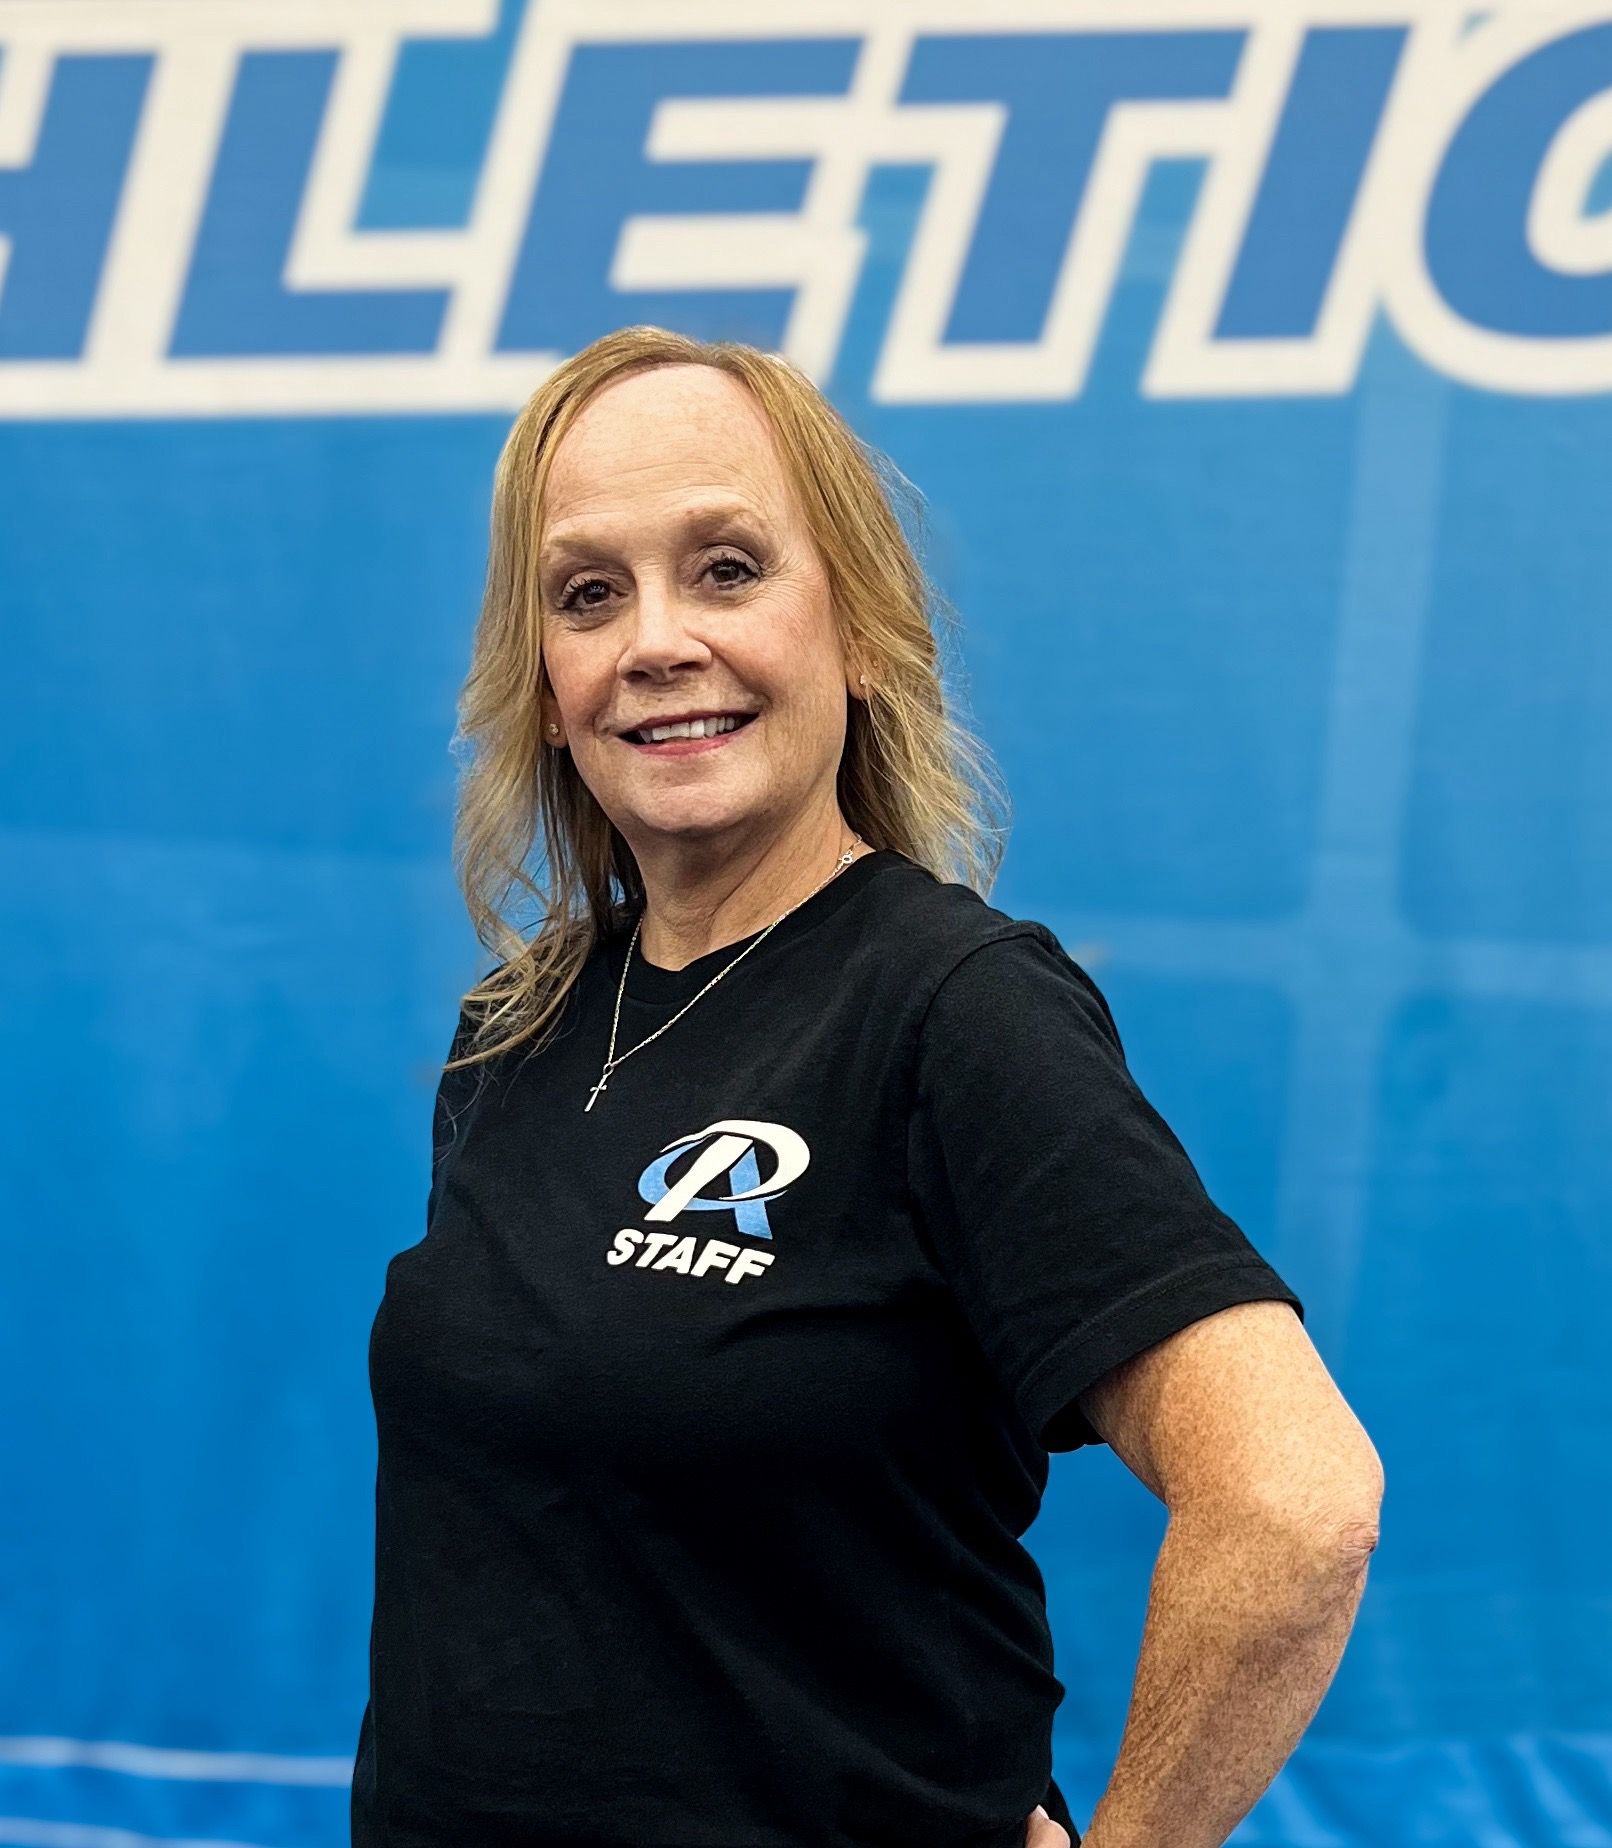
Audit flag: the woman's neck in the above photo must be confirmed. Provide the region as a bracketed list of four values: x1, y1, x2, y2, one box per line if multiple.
[633, 825, 868, 972]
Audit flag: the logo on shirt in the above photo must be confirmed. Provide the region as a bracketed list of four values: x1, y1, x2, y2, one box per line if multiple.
[638, 1119, 808, 1240]
[605, 1120, 809, 1285]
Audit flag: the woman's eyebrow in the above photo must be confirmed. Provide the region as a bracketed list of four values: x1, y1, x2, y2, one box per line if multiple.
[539, 501, 768, 572]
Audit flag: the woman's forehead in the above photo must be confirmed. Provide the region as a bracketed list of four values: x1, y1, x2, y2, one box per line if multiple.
[544, 371, 798, 532]
[554, 367, 776, 477]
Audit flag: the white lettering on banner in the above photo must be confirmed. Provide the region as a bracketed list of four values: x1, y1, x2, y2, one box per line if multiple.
[1, 0, 1611, 414]
[606, 1229, 777, 1283]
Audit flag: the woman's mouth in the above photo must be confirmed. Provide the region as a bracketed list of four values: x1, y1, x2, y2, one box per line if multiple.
[619, 712, 759, 756]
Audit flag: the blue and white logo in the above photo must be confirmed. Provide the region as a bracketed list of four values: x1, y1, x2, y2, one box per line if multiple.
[637, 1118, 811, 1242]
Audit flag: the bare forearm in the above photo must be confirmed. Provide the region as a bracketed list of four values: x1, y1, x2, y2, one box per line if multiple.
[1083, 1508, 1376, 1848]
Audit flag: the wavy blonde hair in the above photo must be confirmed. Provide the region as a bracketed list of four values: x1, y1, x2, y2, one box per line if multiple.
[447, 324, 1009, 1071]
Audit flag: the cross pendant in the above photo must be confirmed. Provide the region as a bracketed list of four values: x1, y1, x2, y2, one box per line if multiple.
[585, 1070, 609, 1113]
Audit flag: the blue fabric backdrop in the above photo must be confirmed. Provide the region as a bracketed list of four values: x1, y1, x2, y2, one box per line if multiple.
[2, 5, 1609, 1844]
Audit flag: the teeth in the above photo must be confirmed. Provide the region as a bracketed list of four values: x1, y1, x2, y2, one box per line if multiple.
[638, 714, 744, 742]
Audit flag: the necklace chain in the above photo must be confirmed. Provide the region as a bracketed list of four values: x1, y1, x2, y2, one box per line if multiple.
[584, 835, 864, 1113]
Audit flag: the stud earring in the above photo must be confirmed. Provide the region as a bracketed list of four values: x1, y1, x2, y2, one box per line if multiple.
[547, 723, 559, 735]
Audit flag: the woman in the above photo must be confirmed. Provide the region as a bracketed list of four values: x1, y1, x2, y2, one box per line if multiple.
[351, 326, 1384, 1848]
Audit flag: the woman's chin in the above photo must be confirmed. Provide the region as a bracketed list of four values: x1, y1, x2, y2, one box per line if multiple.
[615, 798, 765, 845]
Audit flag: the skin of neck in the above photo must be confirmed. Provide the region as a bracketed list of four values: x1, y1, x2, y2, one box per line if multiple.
[630, 804, 866, 973]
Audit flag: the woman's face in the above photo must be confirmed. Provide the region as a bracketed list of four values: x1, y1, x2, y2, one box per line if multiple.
[536, 364, 858, 864]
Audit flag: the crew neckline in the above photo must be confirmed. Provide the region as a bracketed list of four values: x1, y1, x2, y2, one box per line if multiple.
[609, 848, 911, 1008]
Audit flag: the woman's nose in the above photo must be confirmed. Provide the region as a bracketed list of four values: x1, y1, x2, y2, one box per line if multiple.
[620, 583, 708, 673]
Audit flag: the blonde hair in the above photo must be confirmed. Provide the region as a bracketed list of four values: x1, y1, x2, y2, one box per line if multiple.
[447, 324, 1009, 1071]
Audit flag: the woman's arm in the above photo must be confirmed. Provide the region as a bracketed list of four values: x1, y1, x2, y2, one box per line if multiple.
[1080, 1491, 1375, 1846]
[1074, 1301, 1384, 1848]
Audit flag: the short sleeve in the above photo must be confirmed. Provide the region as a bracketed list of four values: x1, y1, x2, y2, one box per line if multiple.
[426, 1003, 496, 1226]
[907, 925, 1304, 1453]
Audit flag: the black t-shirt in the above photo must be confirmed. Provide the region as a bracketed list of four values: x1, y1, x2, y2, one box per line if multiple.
[352, 848, 1302, 1848]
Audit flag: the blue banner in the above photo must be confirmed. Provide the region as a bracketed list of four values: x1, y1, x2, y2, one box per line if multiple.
[2, 4, 1609, 1843]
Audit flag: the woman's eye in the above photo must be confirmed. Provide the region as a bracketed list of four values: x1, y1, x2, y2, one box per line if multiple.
[556, 554, 756, 613]
[557, 576, 611, 612]
[706, 552, 757, 588]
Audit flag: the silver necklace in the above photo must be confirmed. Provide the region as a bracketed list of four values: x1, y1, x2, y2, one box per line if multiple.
[585, 835, 865, 1113]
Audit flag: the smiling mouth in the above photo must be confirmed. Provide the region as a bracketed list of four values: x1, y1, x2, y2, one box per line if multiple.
[620, 712, 759, 746]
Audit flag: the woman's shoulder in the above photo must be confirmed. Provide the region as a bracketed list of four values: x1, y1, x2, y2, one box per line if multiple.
[868, 858, 1124, 1058]
[439, 913, 609, 1063]
[857, 851, 1062, 989]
